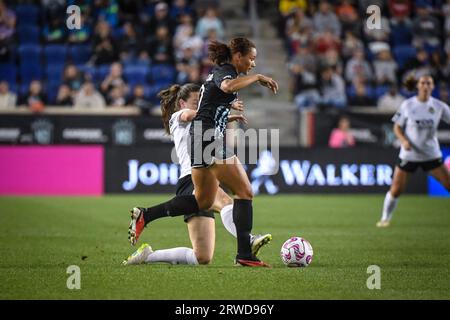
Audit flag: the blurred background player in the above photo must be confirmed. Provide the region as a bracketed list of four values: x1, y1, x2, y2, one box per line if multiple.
[377, 75, 450, 227]
[124, 83, 272, 266]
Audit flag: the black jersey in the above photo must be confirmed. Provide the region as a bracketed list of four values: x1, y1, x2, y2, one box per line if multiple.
[193, 63, 238, 137]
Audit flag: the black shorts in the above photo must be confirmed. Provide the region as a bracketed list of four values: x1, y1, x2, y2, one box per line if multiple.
[397, 158, 443, 173]
[190, 129, 234, 168]
[175, 174, 215, 223]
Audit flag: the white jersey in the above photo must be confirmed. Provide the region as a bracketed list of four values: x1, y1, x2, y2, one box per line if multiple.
[392, 96, 450, 161]
[169, 110, 192, 179]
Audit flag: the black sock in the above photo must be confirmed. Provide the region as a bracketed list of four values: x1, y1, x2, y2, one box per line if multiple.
[233, 199, 253, 259]
[143, 195, 199, 225]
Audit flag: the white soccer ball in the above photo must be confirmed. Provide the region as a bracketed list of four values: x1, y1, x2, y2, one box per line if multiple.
[280, 236, 314, 267]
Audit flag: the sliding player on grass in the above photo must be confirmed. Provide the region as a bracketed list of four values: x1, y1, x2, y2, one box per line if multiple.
[127, 37, 278, 267]
[377, 75, 450, 227]
[123, 83, 272, 266]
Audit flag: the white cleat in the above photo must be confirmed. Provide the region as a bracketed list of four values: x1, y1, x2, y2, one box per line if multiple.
[376, 220, 391, 228]
[122, 243, 153, 266]
[250, 233, 272, 257]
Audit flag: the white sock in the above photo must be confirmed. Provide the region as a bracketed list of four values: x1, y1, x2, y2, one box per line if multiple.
[381, 191, 398, 221]
[145, 247, 198, 265]
[220, 204, 237, 238]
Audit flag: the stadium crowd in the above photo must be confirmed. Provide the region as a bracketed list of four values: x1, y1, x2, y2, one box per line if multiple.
[281, 0, 450, 111]
[0, 0, 223, 113]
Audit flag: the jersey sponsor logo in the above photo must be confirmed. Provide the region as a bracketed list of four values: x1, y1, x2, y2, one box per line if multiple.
[428, 106, 435, 114]
[205, 74, 213, 82]
[414, 119, 434, 128]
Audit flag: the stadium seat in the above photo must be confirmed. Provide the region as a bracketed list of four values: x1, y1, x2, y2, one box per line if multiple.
[19, 63, 43, 83]
[390, 23, 412, 47]
[44, 45, 68, 65]
[124, 65, 149, 86]
[145, 83, 171, 104]
[18, 44, 42, 65]
[69, 45, 92, 65]
[17, 26, 40, 44]
[15, 4, 41, 26]
[0, 63, 17, 84]
[45, 64, 65, 83]
[393, 45, 416, 69]
[46, 81, 61, 105]
[95, 65, 111, 83]
[76, 64, 96, 80]
[150, 65, 176, 83]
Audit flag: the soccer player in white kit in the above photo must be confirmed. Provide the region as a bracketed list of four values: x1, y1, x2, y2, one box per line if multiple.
[123, 83, 272, 265]
[377, 75, 450, 227]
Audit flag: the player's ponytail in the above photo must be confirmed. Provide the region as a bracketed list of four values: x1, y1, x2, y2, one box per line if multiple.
[404, 74, 418, 92]
[208, 40, 232, 65]
[159, 84, 181, 134]
[158, 83, 201, 134]
[209, 38, 256, 65]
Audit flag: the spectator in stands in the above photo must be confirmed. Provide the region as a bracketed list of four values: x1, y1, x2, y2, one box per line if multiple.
[199, 28, 217, 80]
[412, 4, 441, 50]
[107, 86, 127, 107]
[74, 81, 106, 108]
[174, 14, 196, 55]
[373, 48, 398, 85]
[328, 116, 355, 148]
[43, 16, 67, 43]
[0, 81, 16, 109]
[290, 44, 319, 108]
[55, 84, 73, 107]
[128, 84, 152, 114]
[0, 0, 16, 62]
[174, 23, 203, 61]
[95, 0, 119, 28]
[170, 0, 194, 20]
[68, 12, 92, 44]
[285, 8, 313, 44]
[401, 47, 431, 80]
[336, 0, 360, 36]
[147, 25, 175, 64]
[25, 80, 46, 112]
[314, 29, 341, 56]
[377, 84, 405, 111]
[278, 0, 308, 38]
[348, 80, 375, 106]
[195, 7, 225, 40]
[388, 0, 412, 22]
[313, 1, 341, 38]
[341, 30, 364, 61]
[147, 2, 176, 35]
[176, 43, 201, 84]
[101, 62, 128, 97]
[119, 22, 145, 63]
[318, 67, 347, 109]
[344, 49, 372, 83]
[92, 20, 119, 65]
[63, 64, 85, 93]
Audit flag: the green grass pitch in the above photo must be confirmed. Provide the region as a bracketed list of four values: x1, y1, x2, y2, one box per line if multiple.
[0, 195, 449, 300]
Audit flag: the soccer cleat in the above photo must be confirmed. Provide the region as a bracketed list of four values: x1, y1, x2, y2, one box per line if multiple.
[250, 233, 272, 257]
[376, 220, 391, 228]
[128, 207, 145, 246]
[235, 255, 271, 268]
[122, 243, 153, 266]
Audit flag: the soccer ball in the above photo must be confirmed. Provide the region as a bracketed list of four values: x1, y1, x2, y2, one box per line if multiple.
[280, 237, 313, 267]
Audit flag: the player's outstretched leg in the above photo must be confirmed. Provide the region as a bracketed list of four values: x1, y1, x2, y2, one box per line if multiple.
[122, 243, 153, 266]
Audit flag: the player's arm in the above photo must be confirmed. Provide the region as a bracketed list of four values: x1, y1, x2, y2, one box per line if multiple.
[393, 124, 412, 150]
[179, 109, 197, 122]
[221, 74, 278, 94]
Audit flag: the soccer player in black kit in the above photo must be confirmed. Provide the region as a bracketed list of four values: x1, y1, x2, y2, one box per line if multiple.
[128, 37, 278, 267]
